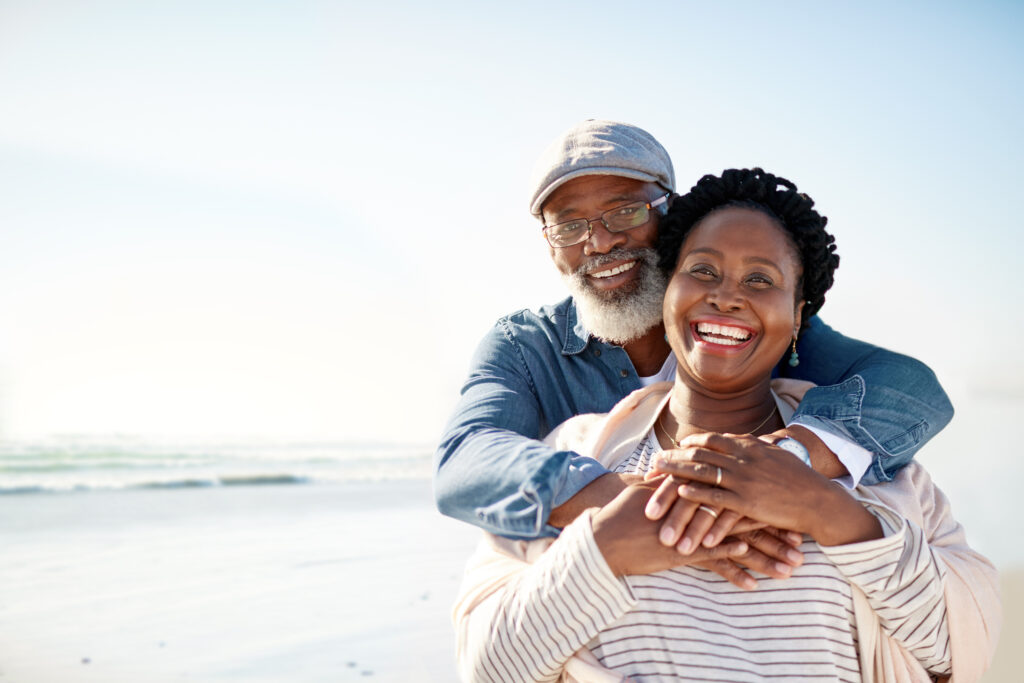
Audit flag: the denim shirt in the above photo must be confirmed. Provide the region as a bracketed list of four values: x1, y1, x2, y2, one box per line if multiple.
[434, 296, 953, 540]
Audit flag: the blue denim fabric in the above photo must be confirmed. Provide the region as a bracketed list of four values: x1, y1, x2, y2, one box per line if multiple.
[783, 317, 954, 485]
[434, 297, 953, 539]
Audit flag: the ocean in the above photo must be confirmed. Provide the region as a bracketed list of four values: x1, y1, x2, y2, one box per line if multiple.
[2, 396, 1018, 570]
[0, 436, 434, 495]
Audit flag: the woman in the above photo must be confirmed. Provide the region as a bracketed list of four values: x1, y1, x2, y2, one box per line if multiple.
[453, 169, 1000, 682]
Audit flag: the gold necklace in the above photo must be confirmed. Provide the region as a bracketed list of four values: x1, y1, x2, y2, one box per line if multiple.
[655, 403, 779, 448]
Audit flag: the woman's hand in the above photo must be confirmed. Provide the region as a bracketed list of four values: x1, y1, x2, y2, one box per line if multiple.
[643, 476, 745, 552]
[650, 433, 882, 546]
[644, 474, 801, 553]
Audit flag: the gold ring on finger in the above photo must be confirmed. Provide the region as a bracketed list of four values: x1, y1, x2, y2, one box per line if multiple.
[698, 504, 719, 519]
[715, 466, 722, 487]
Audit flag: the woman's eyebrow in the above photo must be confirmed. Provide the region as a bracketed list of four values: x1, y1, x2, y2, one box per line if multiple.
[685, 249, 784, 271]
[743, 256, 784, 270]
[684, 247, 723, 259]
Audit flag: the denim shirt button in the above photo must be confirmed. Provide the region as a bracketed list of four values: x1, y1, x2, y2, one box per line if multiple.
[594, 348, 601, 357]
[619, 369, 628, 378]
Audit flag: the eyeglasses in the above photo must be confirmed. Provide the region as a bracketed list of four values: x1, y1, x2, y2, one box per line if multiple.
[542, 194, 670, 248]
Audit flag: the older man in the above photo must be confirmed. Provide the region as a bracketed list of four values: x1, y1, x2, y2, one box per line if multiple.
[434, 120, 952, 554]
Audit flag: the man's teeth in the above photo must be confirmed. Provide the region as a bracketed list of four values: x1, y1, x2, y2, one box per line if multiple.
[695, 322, 752, 346]
[590, 261, 636, 278]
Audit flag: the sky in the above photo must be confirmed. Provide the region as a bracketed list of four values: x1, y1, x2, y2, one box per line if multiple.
[1, 0, 1022, 445]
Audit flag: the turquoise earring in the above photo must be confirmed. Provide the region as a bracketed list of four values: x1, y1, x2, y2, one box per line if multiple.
[788, 339, 800, 367]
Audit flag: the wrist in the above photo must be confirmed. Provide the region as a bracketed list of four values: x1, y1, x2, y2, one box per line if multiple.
[807, 484, 883, 546]
[773, 436, 811, 466]
[770, 425, 849, 478]
[550, 473, 628, 529]
[590, 506, 626, 576]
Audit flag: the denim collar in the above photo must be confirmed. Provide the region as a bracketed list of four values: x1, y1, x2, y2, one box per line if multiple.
[562, 298, 593, 356]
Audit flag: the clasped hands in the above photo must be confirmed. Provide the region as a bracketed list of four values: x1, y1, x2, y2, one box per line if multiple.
[592, 431, 836, 588]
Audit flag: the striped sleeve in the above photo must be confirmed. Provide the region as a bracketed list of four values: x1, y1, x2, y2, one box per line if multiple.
[456, 509, 636, 683]
[821, 501, 952, 676]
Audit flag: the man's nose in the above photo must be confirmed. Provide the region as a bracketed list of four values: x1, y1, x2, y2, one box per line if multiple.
[582, 219, 627, 255]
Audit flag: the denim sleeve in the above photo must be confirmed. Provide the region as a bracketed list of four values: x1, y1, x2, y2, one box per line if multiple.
[433, 326, 608, 540]
[787, 317, 954, 485]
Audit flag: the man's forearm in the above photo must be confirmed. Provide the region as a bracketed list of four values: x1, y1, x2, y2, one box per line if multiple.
[435, 424, 608, 538]
[547, 472, 641, 529]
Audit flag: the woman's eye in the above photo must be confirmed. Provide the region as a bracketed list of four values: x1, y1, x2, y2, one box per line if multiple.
[688, 265, 717, 280]
[744, 273, 775, 288]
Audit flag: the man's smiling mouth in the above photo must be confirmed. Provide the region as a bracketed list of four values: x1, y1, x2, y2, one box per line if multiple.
[589, 261, 637, 279]
[693, 322, 754, 346]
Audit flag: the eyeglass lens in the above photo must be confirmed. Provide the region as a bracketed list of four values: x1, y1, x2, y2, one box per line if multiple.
[546, 201, 651, 247]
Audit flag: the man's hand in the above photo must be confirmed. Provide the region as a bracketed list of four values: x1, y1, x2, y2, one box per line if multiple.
[591, 482, 749, 577]
[699, 527, 806, 589]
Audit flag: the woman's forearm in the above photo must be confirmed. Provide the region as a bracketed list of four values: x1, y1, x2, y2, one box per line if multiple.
[455, 514, 635, 683]
[804, 483, 883, 546]
[821, 503, 952, 676]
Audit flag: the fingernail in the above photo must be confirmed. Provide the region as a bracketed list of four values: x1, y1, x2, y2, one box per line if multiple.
[787, 532, 803, 545]
[786, 549, 804, 564]
[743, 577, 758, 590]
[774, 561, 792, 576]
[660, 526, 675, 545]
[702, 533, 716, 548]
[646, 500, 662, 518]
[677, 537, 693, 554]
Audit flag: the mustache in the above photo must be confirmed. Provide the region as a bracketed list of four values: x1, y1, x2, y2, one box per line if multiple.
[574, 247, 658, 276]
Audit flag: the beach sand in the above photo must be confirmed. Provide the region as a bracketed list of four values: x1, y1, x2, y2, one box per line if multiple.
[983, 568, 1023, 683]
[0, 481, 479, 682]
[0, 481, 1018, 682]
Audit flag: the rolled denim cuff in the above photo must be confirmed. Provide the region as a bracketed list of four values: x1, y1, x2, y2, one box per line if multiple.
[791, 376, 864, 424]
[552, 456, 609, 508]
[788, 419, 872, 489]
[473, 455, 609, 539]
[792, 376, 927, 486]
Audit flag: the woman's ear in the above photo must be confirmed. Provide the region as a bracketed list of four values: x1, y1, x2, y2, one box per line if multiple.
[793, 299, 806, 336]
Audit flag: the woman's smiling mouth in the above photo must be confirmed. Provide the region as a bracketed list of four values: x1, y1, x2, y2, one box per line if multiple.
[691, 320, 756, 348]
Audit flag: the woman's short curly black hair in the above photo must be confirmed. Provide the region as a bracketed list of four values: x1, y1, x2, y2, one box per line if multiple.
[656, 168, 839, 332]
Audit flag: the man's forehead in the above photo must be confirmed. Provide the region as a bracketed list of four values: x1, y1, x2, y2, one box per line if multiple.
[542, 176, 657, 220]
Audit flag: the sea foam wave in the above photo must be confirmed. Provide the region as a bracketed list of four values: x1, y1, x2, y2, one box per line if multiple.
[0, 437, 434, 494]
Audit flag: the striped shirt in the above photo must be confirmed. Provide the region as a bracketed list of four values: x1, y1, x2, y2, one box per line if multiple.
[465, 432, 951, 682]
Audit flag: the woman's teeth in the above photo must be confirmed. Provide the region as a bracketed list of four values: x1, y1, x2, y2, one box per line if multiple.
[590, 261, 636, 278]
[695, 322, 752, 346]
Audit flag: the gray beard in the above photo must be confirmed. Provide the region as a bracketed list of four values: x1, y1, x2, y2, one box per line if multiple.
[561, 247, 667, 345]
